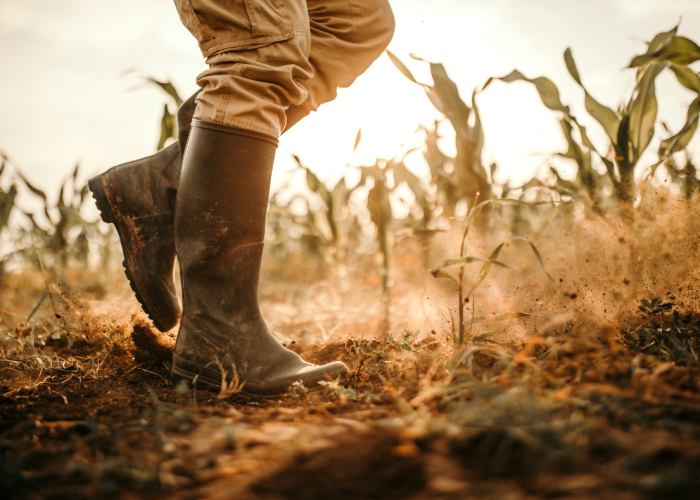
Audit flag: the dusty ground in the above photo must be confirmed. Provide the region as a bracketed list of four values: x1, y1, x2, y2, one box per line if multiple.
[2, 211, 700, 500]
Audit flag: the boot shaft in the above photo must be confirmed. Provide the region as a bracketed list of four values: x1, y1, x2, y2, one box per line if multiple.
[174, 121, 278, 357]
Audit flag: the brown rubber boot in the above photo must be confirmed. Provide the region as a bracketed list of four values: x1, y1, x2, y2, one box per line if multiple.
[88, 91, 199, 332]
[170, 120, 348, 396]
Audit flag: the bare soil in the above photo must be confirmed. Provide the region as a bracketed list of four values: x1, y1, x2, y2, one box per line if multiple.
[3, 223, 700, 499]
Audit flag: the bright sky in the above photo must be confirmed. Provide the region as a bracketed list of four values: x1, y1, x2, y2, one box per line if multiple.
[1, 0, 699, 212]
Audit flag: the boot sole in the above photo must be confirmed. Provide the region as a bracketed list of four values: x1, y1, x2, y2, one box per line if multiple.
[169, 370, 322, 399]
[89, 172, 177, 332]
[171, 355, 347, 399]
[170, 368, 276, 398]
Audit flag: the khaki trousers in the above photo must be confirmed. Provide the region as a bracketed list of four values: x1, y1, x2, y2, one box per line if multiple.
[174, 0, 395, 137]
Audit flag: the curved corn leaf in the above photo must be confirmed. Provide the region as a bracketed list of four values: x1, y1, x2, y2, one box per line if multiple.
[464, 236, 555, 299]
[511, 236, 555, 283]
[578, 124, 618, 185]
[484, 70, 570, 116]
[424, 85, 445, 114]
[659, 96, 700, 158]
[670, 65, 700, 93]
[464, 237, 538, 299]
[649, 24, 679, 51]
[560, 119, 584, 162]
[565, 48, 621, 145]
[629, 25, 678, 68]
[145, 78, 183, 107]
[465, 311, 551, 325]
[631, 35, 700, 67]
[15, 169, 50, 222]
[438, 256, 514, 270]
[663, 36, 700, 65]
[386, 51, 419, 84]
[430, 63, 471, 137]
[429, 268, 461, 286]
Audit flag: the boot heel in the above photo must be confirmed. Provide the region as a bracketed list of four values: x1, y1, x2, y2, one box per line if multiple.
[88, 174, 116, 224]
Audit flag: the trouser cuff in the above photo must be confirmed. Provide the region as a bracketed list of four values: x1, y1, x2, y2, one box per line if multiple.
[191, 119, 279, 147]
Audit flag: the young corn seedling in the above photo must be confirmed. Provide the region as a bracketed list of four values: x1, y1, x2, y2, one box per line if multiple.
[431, 197, 557, 345]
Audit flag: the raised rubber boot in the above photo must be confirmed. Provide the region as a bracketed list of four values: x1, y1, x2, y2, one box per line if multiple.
[89, 93, 308, 332]
[88, 91, 199, 331]
[170, 120, 348, 396]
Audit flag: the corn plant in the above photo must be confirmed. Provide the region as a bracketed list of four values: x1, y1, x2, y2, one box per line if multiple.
[388, 52, 491, 210]
[0, 153, 111, 281]
[141, 77, 183, 151]
[430, 197, 556, 345]
[484, 24, 700, 214]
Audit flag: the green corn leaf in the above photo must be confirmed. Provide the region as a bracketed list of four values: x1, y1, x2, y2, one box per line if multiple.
[630, 34, 700, 68]
[465, 311, 551, 325]
[559, 119, 584, 163]
[659, 96, 700, 158]
[78, 184, 90, 203]
[663, 36, 700, 65]
[578, 124, 619, 186]
[670, 65, 700, 93]
[647, 24, 679, 54]
[565, 48, 621, 145]
[550, 166, 579, 193]
[57, 179, 67, 209]
[145, 78, 183, 107]
[628, 25, 678, 68]
[616, 113, 631, 165]
[157, 104, 175, 151]
[386, 51, 419, 84]
[629, 62, 666, 162]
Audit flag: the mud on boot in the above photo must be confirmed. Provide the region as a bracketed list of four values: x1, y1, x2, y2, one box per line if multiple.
[171, 121, 348, 397]
[88, 91, 199, 332]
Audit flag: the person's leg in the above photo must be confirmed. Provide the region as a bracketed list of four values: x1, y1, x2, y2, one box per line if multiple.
[88, 91, 199, 332]
[90, 0, 394, 333]
[171, 121, 346, 394]
[284, 0, 395, 130]
[170, 0, 347, 394]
